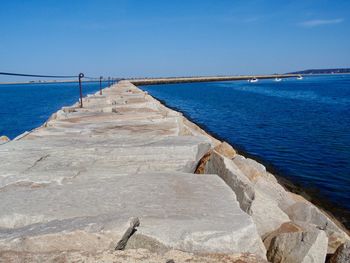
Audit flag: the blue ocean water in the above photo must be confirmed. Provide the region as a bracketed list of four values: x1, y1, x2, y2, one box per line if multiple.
[0, 82, 104, 139]
[141, 75, 350, 226]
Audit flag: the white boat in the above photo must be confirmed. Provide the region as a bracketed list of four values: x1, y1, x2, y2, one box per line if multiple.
[275, 78, 282, 82]
[248, 78, 258, 83]
[297, 75, 303, 80]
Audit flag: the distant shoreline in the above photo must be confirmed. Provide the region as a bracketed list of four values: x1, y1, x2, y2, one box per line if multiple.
[290, 68, 350, 75]
[1, 72, 349, 86]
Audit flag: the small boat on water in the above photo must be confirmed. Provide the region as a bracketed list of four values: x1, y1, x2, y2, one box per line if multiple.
[248, 78, 258, 83]
[275, 78, 282, 82]
[297, 75, 303, 80]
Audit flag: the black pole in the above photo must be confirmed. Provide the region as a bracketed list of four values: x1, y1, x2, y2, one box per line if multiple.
[108, 77, 110, 87]
[78, 73, 84, 108]
[99, 76, 103, 95]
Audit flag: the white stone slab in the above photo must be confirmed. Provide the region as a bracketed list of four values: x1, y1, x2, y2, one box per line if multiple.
[0, 172, 265, 257]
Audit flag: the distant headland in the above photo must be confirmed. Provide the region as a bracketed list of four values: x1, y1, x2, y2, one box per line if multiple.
[290, 68, 350, 75]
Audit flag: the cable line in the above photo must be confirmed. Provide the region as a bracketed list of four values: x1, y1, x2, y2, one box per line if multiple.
[0, 71, 77, 78]
[1, 71, 121, 108]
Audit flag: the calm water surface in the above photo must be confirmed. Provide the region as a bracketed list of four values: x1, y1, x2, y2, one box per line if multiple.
[141, 75, 350, 226]
[0, 82, 104, 139]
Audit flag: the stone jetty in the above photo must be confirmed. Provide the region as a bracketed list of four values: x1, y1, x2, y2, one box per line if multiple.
[129, 74, 298, 85]
[0, 80, 349, 262]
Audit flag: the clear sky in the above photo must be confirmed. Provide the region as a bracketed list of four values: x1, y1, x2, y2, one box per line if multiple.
[1, 0, 349, 79]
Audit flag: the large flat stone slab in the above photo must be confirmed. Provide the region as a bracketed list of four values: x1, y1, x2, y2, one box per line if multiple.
[0, 136, 210, 188]
[0, 172, 265, 257]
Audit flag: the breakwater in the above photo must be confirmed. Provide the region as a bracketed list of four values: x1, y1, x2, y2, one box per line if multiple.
[130, 74, 298, 85]
[0, 79, 349, 262]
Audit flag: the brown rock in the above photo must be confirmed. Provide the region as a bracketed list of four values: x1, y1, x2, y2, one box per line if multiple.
[263, 222, 303, 250]
[195, 142, 237, 174]
[233, 155, 266, 182]
[329, 240, 350, 263]
[214, 141, 237, 159]
[267, 230, 328, 263]
[0, 135, 10, 144]
[195, 150, 212, 174]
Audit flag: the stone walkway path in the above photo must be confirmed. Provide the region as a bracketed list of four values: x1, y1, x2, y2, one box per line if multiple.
[0, 81, 265, 258]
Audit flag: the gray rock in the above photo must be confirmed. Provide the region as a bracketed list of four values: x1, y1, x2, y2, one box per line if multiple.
[329, 240, 350, 263]
[0, 136, 211, 188]
[0, 172, 265, 257]
[115, 217, 140, 250]
[263, 222, 304, 250]
[250, 191, 290, 236]
[267, 230, 328, 263]
[204, 151, 255, 214]
[287, 202, 350, 253]
[204, 151, 290, 236]
[233, 155, 296, 212]
[254, 176, 296, 211]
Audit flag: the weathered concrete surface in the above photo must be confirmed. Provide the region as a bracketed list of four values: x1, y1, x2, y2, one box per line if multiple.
[0, 81, 265, 259]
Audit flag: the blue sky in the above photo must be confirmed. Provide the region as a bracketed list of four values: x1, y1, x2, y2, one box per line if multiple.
[0, 0, 349, 79]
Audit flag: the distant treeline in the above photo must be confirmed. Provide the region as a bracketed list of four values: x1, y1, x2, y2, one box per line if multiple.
[290, 68, 350, 74]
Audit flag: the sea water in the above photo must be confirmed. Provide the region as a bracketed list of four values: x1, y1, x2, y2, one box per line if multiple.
[0, 81, 104, 139]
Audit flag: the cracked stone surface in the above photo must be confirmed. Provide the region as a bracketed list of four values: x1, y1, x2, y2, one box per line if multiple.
[0, 81, 265, 259]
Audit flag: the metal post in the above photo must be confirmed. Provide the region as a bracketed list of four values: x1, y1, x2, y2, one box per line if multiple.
[99, 76, 103, 95]
[78, 73, 84, 108]
[108, 77, 110, 87]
